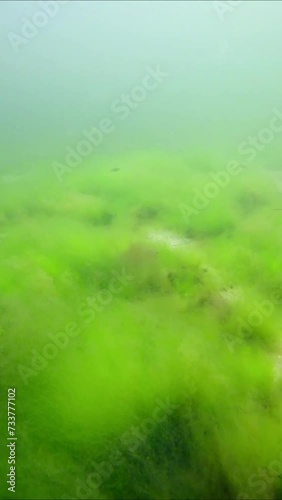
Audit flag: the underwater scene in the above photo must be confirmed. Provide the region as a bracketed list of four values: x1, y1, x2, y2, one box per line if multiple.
[2, 1, 282, 499]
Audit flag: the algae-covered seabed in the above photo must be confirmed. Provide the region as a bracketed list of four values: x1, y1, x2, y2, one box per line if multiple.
[3, 1, 282, 499]
[1, 150, 282, 500]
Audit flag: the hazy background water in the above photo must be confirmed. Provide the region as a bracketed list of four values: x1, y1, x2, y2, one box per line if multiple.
[1, 1, 282, 174]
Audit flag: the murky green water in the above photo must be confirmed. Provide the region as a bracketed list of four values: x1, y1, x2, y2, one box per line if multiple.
[1, 2, 282, 499]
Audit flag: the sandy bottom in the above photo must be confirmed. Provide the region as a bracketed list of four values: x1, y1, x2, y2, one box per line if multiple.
[147, 229, 193, 248]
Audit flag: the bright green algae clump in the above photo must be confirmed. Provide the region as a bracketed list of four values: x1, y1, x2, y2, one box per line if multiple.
[1, 152, 282, 500]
